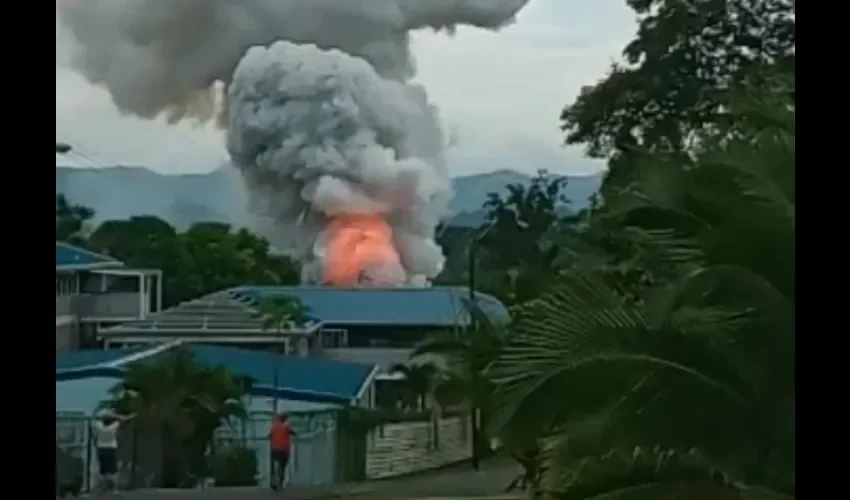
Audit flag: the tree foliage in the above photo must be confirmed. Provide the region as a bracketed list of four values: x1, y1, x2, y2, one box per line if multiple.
[488, 84, 794, 499]
[102, 347, 252, 487]
[388, 362, 440, 411]
[256, 297, 311, 330]
[82, 215, 300, 306]
[411, 303, 507, 412]
[477, 169, 573, 304]
[56, 194, 94, 245]
[561, 0, 795, 186]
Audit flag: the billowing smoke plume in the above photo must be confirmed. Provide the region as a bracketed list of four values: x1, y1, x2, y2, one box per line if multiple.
[58, 0, 531, 285]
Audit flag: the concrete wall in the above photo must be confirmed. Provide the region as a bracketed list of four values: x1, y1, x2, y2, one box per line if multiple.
[56, 320, 78, 353]
[365, 416, 471, 479]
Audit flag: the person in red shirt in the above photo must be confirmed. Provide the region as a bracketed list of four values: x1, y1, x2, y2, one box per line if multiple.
[269, 412, 296, 491]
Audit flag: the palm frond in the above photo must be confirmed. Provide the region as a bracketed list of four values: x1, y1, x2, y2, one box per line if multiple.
[541, 446, 752, 500]
[488, 270, 775, 466]
[486, 81, 794, 499]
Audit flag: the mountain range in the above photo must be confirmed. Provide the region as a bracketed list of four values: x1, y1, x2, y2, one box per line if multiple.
[56, 166, 603, 229]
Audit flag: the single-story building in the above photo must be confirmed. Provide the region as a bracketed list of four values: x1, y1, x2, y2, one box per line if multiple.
[56, 341, 379, 413]
[98, 286, 509, 376]
[97, 291, 322, 352]
[94, 286, 510, 412]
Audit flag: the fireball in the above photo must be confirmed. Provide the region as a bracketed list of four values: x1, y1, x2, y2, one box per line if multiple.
[321, 213, 406, 286]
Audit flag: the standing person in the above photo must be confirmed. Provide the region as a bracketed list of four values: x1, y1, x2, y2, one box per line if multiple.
[94, 410, 135, 494]
[268, 412, 296, 492]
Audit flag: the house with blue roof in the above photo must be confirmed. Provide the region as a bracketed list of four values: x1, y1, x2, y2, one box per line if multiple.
[226, 286, 509, 373]
[97, 291, 322, 353]
[56, 342, 378, 411]
[56, 242, 163, 353]
[96, 285, 509, 409]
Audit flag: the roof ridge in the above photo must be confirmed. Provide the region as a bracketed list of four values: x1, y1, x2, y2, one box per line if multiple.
[56, 241, 121, 263]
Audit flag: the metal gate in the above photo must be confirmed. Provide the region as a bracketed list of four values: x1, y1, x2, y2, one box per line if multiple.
[215, 410, 339, 488]
[55, 411, 93, 492]
[288, 411, 338, 486]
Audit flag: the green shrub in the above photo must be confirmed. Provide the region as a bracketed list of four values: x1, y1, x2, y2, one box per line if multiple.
[209, 445, 258, 487]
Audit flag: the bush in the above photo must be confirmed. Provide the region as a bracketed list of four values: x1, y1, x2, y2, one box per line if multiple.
[209, 445, 258, 487]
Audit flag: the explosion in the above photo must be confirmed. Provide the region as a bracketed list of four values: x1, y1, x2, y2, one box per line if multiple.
[321, 214, 405, 286]
[57, 0, 532, 287]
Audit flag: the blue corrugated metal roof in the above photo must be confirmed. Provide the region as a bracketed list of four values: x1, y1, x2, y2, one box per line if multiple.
[56, 347, 146, 372]
[56, 344, 376, 405]
[56, 242, 122, 270]
[229, 286, 509, 326]
[185, 345, 375, 403]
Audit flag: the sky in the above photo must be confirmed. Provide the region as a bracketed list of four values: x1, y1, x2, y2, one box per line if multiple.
[55, 0, 637, 177]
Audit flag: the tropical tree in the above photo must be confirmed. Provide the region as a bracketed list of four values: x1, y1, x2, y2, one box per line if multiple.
[179, 222, 300, 299]
[478, 169, 572, 304]
[554, 0, 795, 306]
[411, 309, 506, 412]
[388, 362, 440, 411]
[487, 82, 794, 499]
[411, 304, 512, 471]
[89, 215, 199, 305]
[89, 218, 300, 307]
[101, 348, 252, 487]
[561, 0, 795, 188]
[56, 194, 95, 245]
[256, 296, 310, 412]
[257, 297, 310, 332]
[433, 224, 476, 286]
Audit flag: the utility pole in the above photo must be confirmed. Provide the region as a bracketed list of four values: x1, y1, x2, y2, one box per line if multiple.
[272, 318, 281, 414]
[467, 236, 480, 470]
[466, 221, 496, 471]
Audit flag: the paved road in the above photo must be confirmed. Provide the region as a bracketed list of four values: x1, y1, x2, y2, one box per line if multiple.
[96, 459, 522, 500]
[113, 495, 518, 500]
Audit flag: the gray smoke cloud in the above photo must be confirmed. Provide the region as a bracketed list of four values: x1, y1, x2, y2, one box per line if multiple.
[57, 0, 531, 285]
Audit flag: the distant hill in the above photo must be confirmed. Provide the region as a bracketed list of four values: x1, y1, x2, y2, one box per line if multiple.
[56, 166, 603, 229]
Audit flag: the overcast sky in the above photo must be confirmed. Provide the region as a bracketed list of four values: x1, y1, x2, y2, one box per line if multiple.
[55, 0, 636, 177]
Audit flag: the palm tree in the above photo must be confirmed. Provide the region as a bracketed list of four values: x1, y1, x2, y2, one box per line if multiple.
[257, 297, 310, 333]
[388, 362, 440, 411]
[411, 305, 510, 471]
[102, 347, 252, 488]
[411, 306, 506, 412]
[487, 80, 795, 499]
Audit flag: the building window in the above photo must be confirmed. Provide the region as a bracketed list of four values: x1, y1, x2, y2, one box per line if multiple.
[56, 274, 78, 296]
[320, 329, 349, 348]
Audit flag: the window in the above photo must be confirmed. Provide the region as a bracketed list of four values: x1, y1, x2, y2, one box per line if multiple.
[320, 329, 349, 348]
[55, 273, 78, 296]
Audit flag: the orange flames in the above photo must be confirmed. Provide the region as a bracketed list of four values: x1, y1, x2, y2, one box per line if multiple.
[321, 213, 405, 286]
